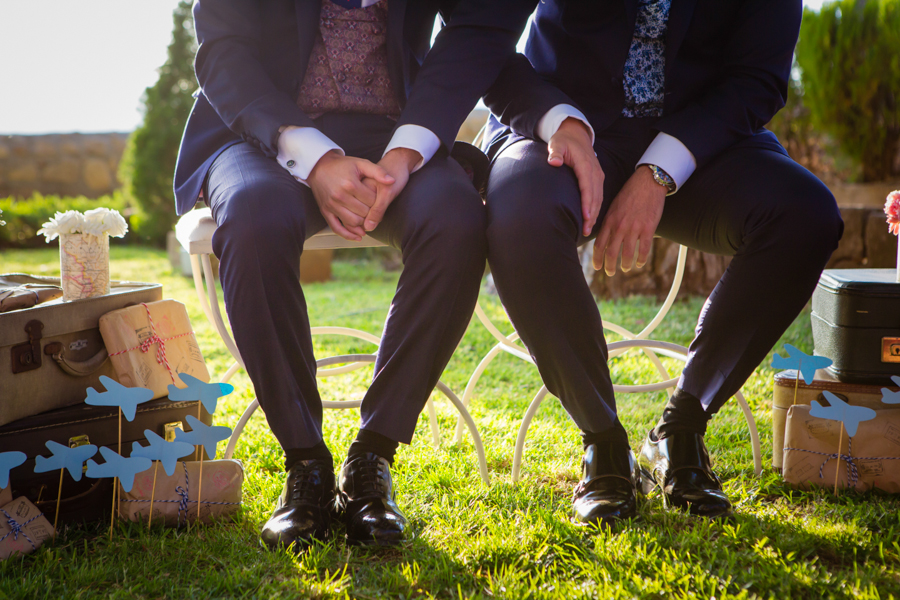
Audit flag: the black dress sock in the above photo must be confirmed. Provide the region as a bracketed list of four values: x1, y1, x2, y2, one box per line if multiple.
[284, 440, 333, 472]
[653, 388, 711, 440]
[347, 429, 400, 465]
[581, 419, 630, 450]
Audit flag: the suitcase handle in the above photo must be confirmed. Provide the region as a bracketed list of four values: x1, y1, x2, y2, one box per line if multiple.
[43, 342, 109, 377]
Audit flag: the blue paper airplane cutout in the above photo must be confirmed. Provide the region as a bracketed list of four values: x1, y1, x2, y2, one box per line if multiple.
[84, 376, 154, 422]
[167, 373, 234, 414]
[772, 344, 833, 385]
[881, 376, 900, 405]
[174, 415, 232, 460]
[34, 441, 98, 482]
[0, 451, 26, 489]
[131, 430, 195, 477]
[810, 391, 877, 437]
[85, 447, 152, 493]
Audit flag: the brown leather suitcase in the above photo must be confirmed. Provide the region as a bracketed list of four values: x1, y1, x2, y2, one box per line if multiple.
[0, 397, 212, 525]
[0, 275, 162, 426]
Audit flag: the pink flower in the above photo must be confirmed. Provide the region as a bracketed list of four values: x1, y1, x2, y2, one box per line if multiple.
[885, 190, 900, 236]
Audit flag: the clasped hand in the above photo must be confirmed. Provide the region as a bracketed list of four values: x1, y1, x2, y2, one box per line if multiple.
[307, 148, 420, 241]
[547, 119, 666, 276]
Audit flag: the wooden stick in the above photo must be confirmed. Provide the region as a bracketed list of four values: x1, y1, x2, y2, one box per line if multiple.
[792, 369, 801, 405]
[109, 407, 122, 540]
[195, 401, 202, 461]
[53, 468, 64, 533]
[109, 477, 117, 540]
[195, 399, 204, 519]
[834, 424, 845, 496]
[197, 451, 204, 522]
[148, 462, 159, 529]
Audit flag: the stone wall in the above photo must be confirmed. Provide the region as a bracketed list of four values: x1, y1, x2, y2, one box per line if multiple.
[586, 206, 898, 299]
[0, 133, 129, 198]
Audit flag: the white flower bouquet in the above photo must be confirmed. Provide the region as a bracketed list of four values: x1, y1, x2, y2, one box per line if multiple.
[37, 208, 129, 301]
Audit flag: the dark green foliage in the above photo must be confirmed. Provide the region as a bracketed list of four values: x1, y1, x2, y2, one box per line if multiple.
[0, 193, 131, 249]
[118, 1, 196, 245]
[796, 0, 900, 182]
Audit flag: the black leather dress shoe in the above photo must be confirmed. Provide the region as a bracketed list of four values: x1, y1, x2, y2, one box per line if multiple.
[637, 430, 733, 519]
[335, 453, 408, 546]
[572, 441, 640, 527]
[260, 459, 335, 552]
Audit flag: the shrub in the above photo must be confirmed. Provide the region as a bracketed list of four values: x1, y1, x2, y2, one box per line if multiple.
[796, 0, 900, 182]
[119, 1, 196, 246]
[0, 192, 132, 249]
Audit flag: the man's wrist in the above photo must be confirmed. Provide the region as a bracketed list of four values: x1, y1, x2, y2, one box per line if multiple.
[308, 150, 342, 182]
[557, 117, 593, 144]
[641, 164, 677, 196]
[382, 147, 422, 173]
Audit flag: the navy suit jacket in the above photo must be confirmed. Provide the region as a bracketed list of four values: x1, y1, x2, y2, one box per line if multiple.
[397, 0, 801, 165]
[173, 0, 460, 215]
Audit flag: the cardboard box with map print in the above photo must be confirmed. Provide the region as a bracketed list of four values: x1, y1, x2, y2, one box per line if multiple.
[99, 299, 210, 399]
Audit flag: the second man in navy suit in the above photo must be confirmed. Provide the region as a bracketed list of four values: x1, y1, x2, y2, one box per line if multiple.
[394, 0, 843, 525]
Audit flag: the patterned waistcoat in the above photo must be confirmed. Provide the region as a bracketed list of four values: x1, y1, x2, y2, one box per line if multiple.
[297, 1, 401, 118]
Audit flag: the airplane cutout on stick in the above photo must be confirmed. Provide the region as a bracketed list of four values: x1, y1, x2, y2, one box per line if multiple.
[84, 376, 154, 422]
[85, 447, 153, 493]
[810, 391, 877, 437]
[880, 376, 900, 405]
[167, 373, 234, 414]
[131, 431, 195, 476]
[0, 451, 26, 489]
[174, 415, 232, 460]
[34, 441, 98, 482]
[772, 344, 833, 385]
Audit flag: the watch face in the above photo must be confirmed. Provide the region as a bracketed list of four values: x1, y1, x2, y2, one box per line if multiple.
[651, 166, 675, 191]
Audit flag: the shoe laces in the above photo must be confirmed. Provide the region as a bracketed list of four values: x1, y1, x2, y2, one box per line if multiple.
[353, 458, 386, 496]
[289, 463, 325, 504]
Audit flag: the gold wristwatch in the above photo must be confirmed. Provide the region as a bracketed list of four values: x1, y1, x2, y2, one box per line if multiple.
[647, 165, 676, 196]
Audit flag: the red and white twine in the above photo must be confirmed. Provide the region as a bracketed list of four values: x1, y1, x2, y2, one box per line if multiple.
[108, 303, 195, 383]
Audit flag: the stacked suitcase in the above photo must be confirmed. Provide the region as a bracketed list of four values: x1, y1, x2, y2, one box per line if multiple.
[0, 277, 211, 525]
[811, 268, 900, 384]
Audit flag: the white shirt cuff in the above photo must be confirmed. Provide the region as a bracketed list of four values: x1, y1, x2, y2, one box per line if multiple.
[383, 125, 440, 173]
[536, 104, 595, 145]
[636, 132, 697, 193]
[276, 126, 343, 186]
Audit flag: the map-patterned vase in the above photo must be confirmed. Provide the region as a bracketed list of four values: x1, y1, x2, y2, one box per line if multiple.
[59, 232, 110, 301]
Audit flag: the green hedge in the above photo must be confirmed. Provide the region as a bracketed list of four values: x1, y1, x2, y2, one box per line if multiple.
[0, 192, 133, 249]
[796, 0, 900, 182]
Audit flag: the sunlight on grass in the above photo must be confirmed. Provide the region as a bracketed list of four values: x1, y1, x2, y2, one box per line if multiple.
[1, 246, 897, 599]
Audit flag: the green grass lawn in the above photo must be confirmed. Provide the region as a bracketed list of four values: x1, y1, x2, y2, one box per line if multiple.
[1, 247, 898, 599]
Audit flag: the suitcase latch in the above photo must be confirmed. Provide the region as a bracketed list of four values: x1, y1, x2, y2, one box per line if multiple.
[164, 421, 184, 443]
[883, 337, 900, 364]
[69, 435, 91, 473]
[10, 320, 44, 374]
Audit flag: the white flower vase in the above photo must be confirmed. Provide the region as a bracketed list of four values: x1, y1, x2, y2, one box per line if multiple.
[59, 232, 111, 301]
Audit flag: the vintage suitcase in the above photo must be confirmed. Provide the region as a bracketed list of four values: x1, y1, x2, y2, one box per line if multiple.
[0, 275, 162, 426]
[771, 369, 893, 470]
[811, 268, 900, 385]
[0, 397, 213, 525]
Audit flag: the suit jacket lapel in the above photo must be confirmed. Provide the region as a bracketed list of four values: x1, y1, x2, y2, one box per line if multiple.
[294, 0, 322, 83]
[387, 0, 409, 102]
[664, 0, 697, 78]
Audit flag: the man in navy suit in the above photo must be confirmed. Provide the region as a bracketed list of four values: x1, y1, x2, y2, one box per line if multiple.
[389, 0, 843, 525]
[173, 0, 494, 550]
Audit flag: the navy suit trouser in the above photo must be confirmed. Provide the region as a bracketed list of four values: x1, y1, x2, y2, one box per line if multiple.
[205, 113, 486, 452]
[485, 117, 843, 437]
